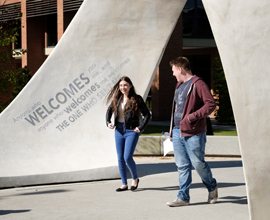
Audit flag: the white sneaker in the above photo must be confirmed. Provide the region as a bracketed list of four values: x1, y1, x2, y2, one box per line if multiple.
[167, 198, 189, 207]
[208, 186, 218, 204]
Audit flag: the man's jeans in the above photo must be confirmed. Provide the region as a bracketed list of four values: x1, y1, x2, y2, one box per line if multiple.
[115, 122, 140, 185]
[172, 128, 217, 203]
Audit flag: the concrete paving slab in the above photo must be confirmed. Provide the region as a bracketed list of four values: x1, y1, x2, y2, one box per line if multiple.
[0, 157, 249, 220]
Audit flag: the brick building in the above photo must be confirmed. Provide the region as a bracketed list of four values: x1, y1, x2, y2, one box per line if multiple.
[0, 0, 219, 120]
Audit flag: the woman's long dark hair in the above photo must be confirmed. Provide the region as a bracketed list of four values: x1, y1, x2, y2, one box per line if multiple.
[106, 76, 139, 116]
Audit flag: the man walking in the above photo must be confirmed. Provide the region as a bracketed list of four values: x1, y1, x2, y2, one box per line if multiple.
[167, 57, 218, 207]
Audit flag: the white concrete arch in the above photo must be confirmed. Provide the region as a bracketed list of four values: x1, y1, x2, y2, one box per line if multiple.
[203, 1, 270, 219]
[0, 0, 185, 187]
[1, 0, 270, 219]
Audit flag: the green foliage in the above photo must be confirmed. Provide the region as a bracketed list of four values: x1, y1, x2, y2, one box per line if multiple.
[0, 66, 32, 112]
[212, 58, 235, 125]
[141, 125, 170, 136]
[212, 129, 237, 136]
[0, 6, 31, 113]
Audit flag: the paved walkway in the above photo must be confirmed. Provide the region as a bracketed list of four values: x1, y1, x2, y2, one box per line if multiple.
[0, 157, 248, 220]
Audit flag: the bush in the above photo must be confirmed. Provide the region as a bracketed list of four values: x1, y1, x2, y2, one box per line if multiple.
[0, 66, 32, 112]
[0, 6, 31, 113]
[212, 58, 235, 125]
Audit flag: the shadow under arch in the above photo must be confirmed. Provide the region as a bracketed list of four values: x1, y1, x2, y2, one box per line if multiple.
[136, 160, 243, 177]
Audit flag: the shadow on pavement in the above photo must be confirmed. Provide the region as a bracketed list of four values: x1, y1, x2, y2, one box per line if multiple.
[191, 196, 247, 206]
[134, 182, 245, 192]
[137, 160, 243, 177]
[190, 182, 245, 189]
[208, 160, 242, 169]
[15, 189, 71, 196]
[219, 196, 248, 204]
[0, 210, 31, 216]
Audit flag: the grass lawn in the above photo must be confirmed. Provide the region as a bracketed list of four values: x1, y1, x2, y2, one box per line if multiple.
[141, 125, 237, 136]
[141, 125, 170, 136]
[212, 129, 237, 136]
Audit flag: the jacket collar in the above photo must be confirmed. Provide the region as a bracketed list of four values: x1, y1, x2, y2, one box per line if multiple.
[175, 75, 201, 90]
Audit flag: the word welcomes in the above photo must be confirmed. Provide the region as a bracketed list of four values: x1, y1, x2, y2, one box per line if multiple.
[16, 58, 130, 133]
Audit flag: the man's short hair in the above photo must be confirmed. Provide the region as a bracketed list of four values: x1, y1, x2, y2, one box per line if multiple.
[170, 57, 191, 71]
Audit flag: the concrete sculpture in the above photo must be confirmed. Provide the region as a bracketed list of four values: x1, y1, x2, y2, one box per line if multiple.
[1, 0, 269, 219]
[203, 0, 270, 219]
[0, 0, 185, 187]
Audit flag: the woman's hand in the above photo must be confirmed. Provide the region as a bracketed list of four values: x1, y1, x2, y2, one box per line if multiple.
[133, 127, 140, 133]
[108, 123, 114, 129]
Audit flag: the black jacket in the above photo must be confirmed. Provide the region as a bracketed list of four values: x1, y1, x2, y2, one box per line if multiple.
[106, 95, 151, 131]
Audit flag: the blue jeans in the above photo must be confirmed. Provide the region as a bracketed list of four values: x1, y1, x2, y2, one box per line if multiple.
[115, 122, 140, 185]
[172, 128, 217, 203]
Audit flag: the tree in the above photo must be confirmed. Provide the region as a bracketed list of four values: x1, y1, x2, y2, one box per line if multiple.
[0, 3, 32, 112]
[212, 58, 235, 125]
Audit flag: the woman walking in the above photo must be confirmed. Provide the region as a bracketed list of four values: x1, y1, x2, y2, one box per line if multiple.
[106, 76, 151, 192]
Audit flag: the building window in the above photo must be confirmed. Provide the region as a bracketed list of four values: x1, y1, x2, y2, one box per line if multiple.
[183, 0, 213, 38]
[47, 14, 57, 47]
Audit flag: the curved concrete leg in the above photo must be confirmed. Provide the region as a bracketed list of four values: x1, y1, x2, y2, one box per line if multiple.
[0, 0, 186, 187]
[203, 0, 270, 219]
